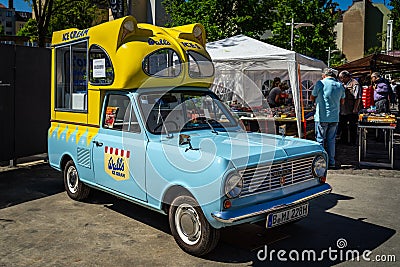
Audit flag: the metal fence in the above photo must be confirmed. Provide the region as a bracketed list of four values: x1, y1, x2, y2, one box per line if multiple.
[0, 44, 50, 162]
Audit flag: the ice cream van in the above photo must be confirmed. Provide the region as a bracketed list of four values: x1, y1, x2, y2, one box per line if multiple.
[48, 16, 331, 256]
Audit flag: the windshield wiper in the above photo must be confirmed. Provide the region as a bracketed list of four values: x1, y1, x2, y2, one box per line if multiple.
[205, 119, 219, 135]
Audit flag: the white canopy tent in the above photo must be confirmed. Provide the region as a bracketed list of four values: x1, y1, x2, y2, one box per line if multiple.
[206, 35, 327, 137]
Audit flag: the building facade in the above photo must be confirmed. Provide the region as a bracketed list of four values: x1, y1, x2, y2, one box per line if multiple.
[0, 0, 31, 37]
[0, 1, 15, 36]
[335, 0, 391, 62]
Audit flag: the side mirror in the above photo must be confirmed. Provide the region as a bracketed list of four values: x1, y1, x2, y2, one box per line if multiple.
[179, 134, 191, 146]
[179, 134, 199, 152]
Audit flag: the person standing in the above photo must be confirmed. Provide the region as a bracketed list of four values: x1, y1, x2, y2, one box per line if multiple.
[338, 70, 362, 145]
[311, 68, 345, 169]
[390, 80, 398, 109]
[371, 72, 390, 113]
[267, 77, 282, 107]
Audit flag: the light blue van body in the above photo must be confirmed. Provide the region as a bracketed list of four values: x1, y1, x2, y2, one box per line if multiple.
[48, 87, 331, 229]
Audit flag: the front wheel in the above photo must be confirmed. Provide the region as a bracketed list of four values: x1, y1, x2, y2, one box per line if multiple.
[168, 195, 220, 256]
[64, 160, 90, 201]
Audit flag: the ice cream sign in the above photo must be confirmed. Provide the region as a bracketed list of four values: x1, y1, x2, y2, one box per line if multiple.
[62, 29, 89, 42]
[104, 146, 130, 181]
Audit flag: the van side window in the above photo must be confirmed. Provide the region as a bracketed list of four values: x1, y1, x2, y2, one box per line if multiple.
[128, 102, 141, 133]
[103, 94, 140, 133]
[142, 48, 181, 77]
[89, 45, 114, 85]
[187, 51, 214, 78]
[55, 40, 88, 111]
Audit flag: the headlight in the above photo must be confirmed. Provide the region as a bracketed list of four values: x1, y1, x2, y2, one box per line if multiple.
[224, 173, 243, 198]
[312, 155, 327, 178]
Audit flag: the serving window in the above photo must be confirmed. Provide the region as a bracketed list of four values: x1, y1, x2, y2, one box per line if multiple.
[142, 48, 181, 77]
[89, 45, 114, 85]
[55, 40, 88, 111]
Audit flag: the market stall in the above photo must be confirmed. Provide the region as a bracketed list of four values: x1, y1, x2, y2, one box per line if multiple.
[358, 112, 397, 169]
[206, 35, 327, 137]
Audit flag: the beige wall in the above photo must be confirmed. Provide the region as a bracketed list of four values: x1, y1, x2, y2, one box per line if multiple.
[342, 1, 366, 62]
[338, 0, 391, 62]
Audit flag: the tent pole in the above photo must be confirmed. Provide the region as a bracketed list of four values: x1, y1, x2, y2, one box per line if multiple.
[298, 64, 306, 138]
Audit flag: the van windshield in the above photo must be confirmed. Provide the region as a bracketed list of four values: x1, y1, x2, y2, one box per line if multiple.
[138, 90, 240, 134]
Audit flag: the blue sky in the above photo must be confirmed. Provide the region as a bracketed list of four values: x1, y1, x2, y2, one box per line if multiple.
[0, 0, 392, 13]
[338, 0, 390, 10]
[0, 0, 30, 12]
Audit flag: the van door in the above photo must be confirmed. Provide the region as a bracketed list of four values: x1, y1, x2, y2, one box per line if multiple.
[92, 93, 147, 201]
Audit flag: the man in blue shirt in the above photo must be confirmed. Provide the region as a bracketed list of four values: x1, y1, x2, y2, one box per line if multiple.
[311, 68, 345, 169]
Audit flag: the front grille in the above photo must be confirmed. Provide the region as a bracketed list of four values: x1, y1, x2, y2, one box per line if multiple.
[239, 156, 315, 197]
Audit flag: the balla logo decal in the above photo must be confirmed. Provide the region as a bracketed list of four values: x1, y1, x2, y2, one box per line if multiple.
[104, 146, 130, 181]
[148, 38, 170, 45]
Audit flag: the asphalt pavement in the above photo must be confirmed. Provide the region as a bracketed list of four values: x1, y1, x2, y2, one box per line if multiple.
[0, 144, 399, 266]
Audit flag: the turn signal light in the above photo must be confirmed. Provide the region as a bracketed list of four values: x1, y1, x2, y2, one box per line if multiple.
[223, 199, 232, 209]
[319, 176, 327, 183]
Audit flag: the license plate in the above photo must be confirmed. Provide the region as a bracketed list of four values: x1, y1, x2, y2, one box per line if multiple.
[266, 203, 309, 228]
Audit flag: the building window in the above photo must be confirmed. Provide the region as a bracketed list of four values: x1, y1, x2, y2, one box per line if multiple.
[5, 21, 12, 28]
[55, 40, 88, 111]
[6, 11, 13, 17]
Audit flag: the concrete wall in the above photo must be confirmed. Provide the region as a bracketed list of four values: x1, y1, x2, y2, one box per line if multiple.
[342, 0, 366, 61]
[339, 0, 391, 62]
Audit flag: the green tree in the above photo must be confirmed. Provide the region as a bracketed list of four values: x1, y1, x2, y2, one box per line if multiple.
[267, 0, 340, 61]
[48, 0, 107, 32]
[162, 0, 276, 42]
[0, 23, 4, 36]
[23, 0, 108, 47]
[17, 18, 39, 43]
[389, 0, 400, 50]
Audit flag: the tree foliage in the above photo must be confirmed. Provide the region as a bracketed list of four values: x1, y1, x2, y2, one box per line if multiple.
[16, 18, 38, 43]
[48, 0, 99, 32]
[0, 23, 4, 36]
[163, 0, 340, 63]
[162, 0, 276, 41]
[21, 0, 108, 47]
[266, 0, 340, 62]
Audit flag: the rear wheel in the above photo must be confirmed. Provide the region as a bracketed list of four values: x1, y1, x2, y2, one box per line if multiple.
[64, 160, 90, 201]
[168, 195, 220, 256]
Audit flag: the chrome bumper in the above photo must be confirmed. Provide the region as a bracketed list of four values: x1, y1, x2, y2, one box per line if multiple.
[211, 183, 332, 223]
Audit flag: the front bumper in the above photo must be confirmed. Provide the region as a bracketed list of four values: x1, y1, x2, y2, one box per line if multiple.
[211, 183, 332, 223]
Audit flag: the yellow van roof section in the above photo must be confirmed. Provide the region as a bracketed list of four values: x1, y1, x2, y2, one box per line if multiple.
[52, 16, 214, 89]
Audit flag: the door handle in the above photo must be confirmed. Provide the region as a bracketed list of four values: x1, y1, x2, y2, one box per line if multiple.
[93, 141, 103, 147]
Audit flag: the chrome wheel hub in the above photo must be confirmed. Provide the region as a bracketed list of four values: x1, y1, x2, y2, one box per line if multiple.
[66, 166, 78, 193]
[175, 203, 201, 245]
